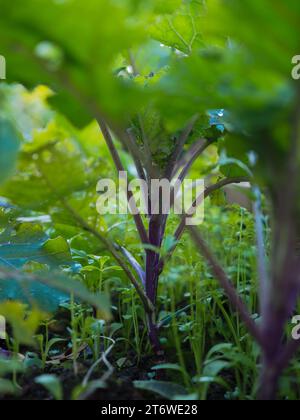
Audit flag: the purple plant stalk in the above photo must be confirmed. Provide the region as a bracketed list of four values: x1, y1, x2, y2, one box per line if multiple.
[257, 209, 300, 398]
[185, 89, 300, 400]
[145, 215, 166, 355]
[185, 190, 300, 399]
[97, 115, 253, 357]
[257, 88, 300, 400]
[95, 117, 163, 354]
[98, 110, 291, 381]
[142, 117, 199, 354]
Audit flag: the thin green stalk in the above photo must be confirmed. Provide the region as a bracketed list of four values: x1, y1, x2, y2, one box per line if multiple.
[70, 293, 79, 376]
[132, 293, 141, 362]
[170, 283, 190, 389]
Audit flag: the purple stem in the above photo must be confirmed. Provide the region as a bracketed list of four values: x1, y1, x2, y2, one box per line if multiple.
[144, 214, 167, 354]
[97, 118, 149, 246]
[176, 139, 210, 182]
[259, 87, 300, 398]
[146, 216, 163, 304]
[120, 246, 146, 287]
[164, 115, 198, 181]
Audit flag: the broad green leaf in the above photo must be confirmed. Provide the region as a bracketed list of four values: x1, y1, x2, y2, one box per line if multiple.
[0, 228, 73, 269]
[0, 275, 69, 313]
[0, 88, 114, 239]
[150, 0, 205, 54]
[0, 268, 111, 318]
[0, 0, 147, 126]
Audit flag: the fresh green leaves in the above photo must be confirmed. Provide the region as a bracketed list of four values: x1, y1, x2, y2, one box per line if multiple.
[0, 216, 111, 315]
[0, 229, 73, 269]
[0, 268, 111, 317]
[150, 0, 205, 54]
[0, 199, 111, 315]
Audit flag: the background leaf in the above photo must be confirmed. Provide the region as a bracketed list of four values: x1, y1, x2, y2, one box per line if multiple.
[0, 118, 20, 184]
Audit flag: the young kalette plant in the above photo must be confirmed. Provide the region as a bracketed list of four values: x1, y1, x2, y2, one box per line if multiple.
[96, 107, 247, 355]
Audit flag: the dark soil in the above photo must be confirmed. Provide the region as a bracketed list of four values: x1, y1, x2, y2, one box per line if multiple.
[0, 351, 164, 400]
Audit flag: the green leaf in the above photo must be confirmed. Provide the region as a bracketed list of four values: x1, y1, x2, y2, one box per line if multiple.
[150, 0, 205, 54]
[35, 375, 63, 401]
[0, 0, 147, 126]
[0, 277, 69, 313]
[151, 363, 183, 372]
[193, 375, 229, 390]
[203, 360, 231, 377]
[0, 231, 73, 269]
[218, 152, 253, 178]
[0, 268, 111, 318]
[134, 380, 187, 399]
[0, 118, 20, 184]
[206, 343, 233, 360]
